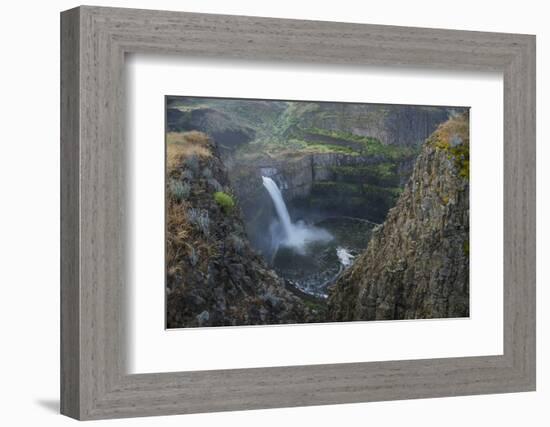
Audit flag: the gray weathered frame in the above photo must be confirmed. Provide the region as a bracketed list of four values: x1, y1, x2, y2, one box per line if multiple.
[60, 5, 536, 420]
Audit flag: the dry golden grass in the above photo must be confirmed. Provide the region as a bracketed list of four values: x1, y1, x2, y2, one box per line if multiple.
[165, 130, 221, 277]
[166, 199, 218, 277]
[429, 112, 470, 146]
[167, 130, 210, 146]
[166, 202, 190, 277]
[166, 131, 212, 170]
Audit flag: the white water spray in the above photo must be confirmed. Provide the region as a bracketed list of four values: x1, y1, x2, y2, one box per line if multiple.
[336, 247, 355, 267]
[262, 176, 332, 253]
[261, 176, 293, 239]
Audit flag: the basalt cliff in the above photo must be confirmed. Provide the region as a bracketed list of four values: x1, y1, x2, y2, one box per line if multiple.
[165, 131, 320, 328]
[328, 114, 470, 321]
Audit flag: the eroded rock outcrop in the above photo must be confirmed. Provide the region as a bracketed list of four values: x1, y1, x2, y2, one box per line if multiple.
[167, 107, 255, 153]
[166, 132, 319, 328]
[291, 103, 459, 147]
[328, 114, 470, 321]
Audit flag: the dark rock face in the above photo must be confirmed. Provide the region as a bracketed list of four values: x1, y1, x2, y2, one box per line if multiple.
[166, 134, 318, 328]
[167, 107, 255, 152]
[295, 103, 459, 147]
[327, 114, 470, 321]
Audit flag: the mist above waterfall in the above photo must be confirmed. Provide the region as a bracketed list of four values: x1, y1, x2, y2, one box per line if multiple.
[262, 176, 332, 254]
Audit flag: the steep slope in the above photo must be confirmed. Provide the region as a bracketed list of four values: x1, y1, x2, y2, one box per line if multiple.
[328, 114, 470, 321]
[166, 131, 318, 328]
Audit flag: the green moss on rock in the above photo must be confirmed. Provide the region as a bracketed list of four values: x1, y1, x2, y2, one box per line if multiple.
[214, 191, 235, 213]
[329, 163, 400, 186]
[429, 113, 470, 181]
[311, 181, 362, 196]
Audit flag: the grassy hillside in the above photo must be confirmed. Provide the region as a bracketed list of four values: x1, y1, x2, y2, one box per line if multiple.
[166, 97, 459, 159]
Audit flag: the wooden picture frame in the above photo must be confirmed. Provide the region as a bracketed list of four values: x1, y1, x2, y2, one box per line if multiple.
[60, 5, 536, 420]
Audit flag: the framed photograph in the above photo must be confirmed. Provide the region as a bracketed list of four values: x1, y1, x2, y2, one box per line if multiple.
[61, 6, 536, 420]
[164, 96, 471, 328]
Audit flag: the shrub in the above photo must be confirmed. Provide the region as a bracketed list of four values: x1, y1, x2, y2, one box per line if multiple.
[214, 191, 235, 213]
[187, 208, 210, 236]
[168, 180, 190, 202]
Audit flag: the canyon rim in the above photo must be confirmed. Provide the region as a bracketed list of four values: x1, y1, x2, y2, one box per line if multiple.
[165, 96, 470, 328]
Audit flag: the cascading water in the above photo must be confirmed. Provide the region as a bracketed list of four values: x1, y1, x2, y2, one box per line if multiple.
[262, 176, 332, 254]
[261, 176, 293, 240]
[261, 175, 369, 298]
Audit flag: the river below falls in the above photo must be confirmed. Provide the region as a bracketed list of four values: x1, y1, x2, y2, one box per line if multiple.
[272, 217, 375, 298]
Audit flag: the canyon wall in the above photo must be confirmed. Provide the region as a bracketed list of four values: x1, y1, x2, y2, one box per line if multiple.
[167, 98, 466, 265]
[165, 132, 321, 327]
[328, 114, 470, 321]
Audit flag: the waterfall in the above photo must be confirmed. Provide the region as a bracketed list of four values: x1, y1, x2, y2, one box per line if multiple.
[262, 176, 332, 253]
[261, 176, 293, 239]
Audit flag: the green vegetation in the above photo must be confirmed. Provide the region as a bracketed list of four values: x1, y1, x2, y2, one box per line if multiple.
[214, 191, 235, 213]
[429, 113, 470, 181]
[453, 143, 469, 180]
[272, 102, 319, 137]
[168, 100, 426, 160]
[362, 139, 416, 159]
[312, 181, 363, 196]
[362, 183, 403, 199]
[302, 126, 375, 143]
[369, 163, 396, 180]
[235, 137, 358, 157]
[329, 163, 400, 186]
[434, 137, 469, 180]
[301, 127, 419, 160]
[300, 141, 358, 155]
